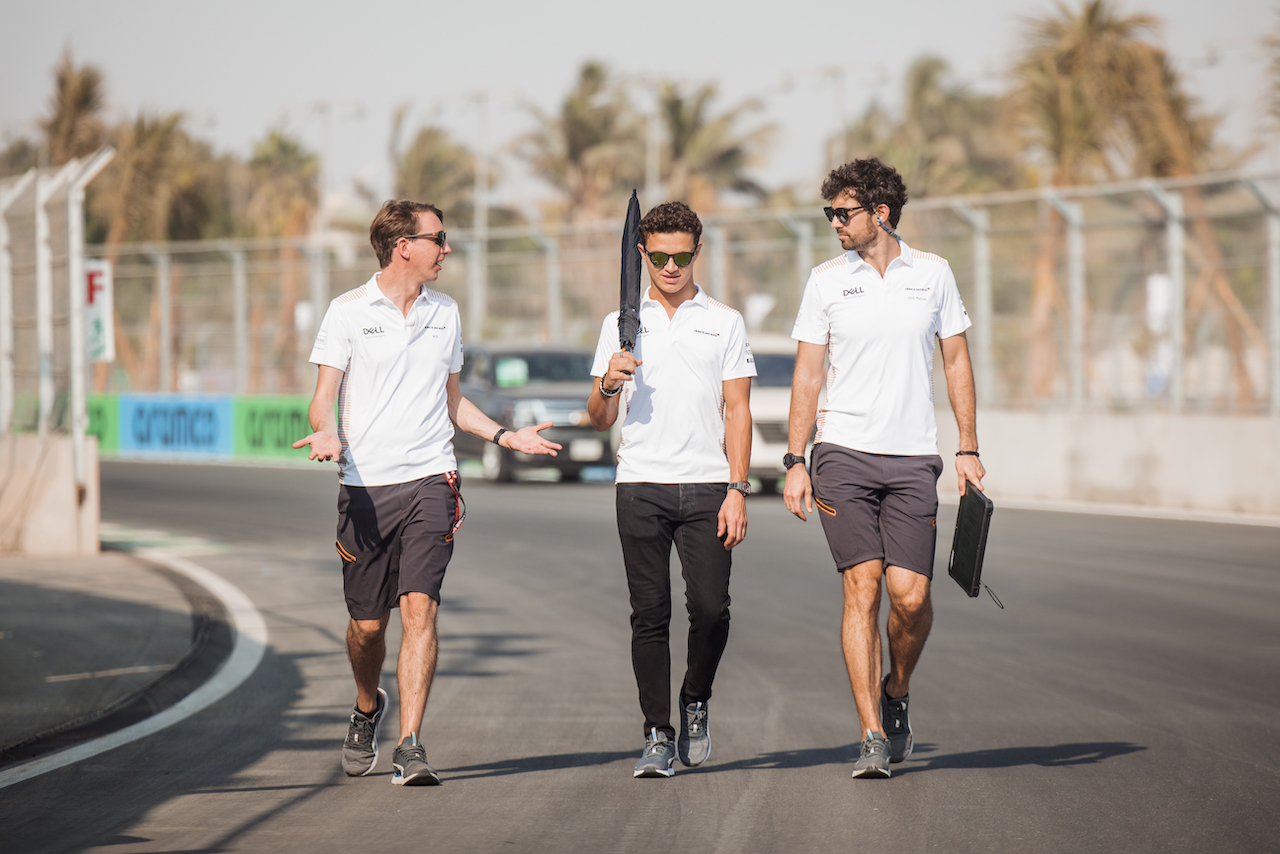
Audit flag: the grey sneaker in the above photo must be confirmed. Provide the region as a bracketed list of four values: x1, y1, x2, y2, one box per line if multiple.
[633, 728, 676, 778]
[881, 675, 913, 764]
[852, 729, 891, 779]
[392, 733, 441, 786]
[678, 701, 710, 766]
[341, 687, 387, 776]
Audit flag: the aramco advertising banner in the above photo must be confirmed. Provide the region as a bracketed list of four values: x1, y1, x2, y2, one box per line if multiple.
[89, 394, 314, 460]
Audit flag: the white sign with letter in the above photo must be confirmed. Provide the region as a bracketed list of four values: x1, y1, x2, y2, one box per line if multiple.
[85, 259, 114, 363]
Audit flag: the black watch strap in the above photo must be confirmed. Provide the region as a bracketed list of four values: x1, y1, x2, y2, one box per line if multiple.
[783, 453, 806, 470]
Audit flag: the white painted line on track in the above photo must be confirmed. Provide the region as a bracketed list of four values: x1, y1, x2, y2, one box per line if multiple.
[937, 491, 1280, 528]
[0, 551, 268, 790]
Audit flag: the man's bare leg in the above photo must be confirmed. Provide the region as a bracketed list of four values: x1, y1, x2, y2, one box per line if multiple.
[348, 613, 390, 714]
[883, 565, 932, 699]
[841, 559, 886, 734]
[397, 591, 439, 740]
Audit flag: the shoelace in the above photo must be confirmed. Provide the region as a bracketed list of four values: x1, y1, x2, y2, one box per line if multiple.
[861, 736, 888, 759]
[687, 706, 706, 736]
[399, 741, 427, 762]
[346, 713, 376, 745]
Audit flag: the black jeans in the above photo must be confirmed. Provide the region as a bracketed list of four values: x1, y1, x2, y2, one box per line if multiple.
[616, 482, 732, 740]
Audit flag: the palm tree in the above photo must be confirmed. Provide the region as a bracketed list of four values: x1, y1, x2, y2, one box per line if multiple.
[246, 130, 317, 393]
[836, 55, 1024, 198]
[1013, 1, 1164, 401]
[658, 81, 773, 211]
[519, 61, 642, 222]
[41, 50, 106, 166]
[394, 124, 475, 219]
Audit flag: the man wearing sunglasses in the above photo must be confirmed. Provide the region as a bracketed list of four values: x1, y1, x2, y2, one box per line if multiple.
[588, 201, 756, 778]
[294, 199, 561, 786]
[784, 158, 985, 779]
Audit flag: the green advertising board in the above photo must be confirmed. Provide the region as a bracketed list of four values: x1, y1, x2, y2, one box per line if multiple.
[87, 394, 119, 452]
[233, 395, 314, 459]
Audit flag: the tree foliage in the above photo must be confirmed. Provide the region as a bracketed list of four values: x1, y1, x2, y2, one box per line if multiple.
[659, 81, 773, 210]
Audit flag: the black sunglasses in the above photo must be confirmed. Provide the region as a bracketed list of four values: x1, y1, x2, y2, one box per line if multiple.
[404, 231, 447, 247]
[645, 249, 696, 268]
[823, 205, 874, 225]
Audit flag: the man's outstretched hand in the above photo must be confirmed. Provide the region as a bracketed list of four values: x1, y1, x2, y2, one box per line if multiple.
[504, 422, 562, 456]
[293, 432, 342, 462]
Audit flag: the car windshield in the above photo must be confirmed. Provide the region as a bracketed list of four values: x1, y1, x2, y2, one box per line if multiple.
[752, 353, 795, 388]
[493, 352, 593, 388]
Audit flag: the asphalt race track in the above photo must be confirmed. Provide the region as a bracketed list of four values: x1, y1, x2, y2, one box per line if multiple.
[3, 460, 1278, 853]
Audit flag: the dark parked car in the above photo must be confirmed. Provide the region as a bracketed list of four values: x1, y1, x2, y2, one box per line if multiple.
[455, 345, 614, 481]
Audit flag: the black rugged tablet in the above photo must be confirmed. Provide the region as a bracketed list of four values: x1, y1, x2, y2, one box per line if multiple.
[947, 483, 994, 598]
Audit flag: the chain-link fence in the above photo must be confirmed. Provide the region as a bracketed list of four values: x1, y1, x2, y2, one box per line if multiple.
[69, 169, 1280, 414]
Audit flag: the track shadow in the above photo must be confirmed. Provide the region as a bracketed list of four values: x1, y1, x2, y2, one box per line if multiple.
[891, 741, 1148, 775]
[446, 750, 638, 780]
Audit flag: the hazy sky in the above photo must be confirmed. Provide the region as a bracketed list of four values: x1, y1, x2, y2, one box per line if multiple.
[2, 0, 1274, 210]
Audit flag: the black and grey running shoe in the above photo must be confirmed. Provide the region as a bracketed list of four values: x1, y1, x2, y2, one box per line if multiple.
[392, 733, 441, 786]
[341, 687, 388, 776]
[633, 728, 676, 778]
[880, 675, 913, 764]
[852, 729, 891, 779]
[678, 701, 710, 766]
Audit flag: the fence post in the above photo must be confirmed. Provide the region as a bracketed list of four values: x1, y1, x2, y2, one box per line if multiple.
[67, 148, 115, 506]
[533, 233, 562, 343]
[220, 246, 248, 395]
[146, 249, 173, 393]
[949, 202, 994, 406]
[782, 218, 813, 291]
[1246, 181, 1280, 417]
[467, 238, 486, 342]
[0, 170, 35, 434]
[1044, 193, 1086, 410]
[36, 161, 78, 434]
[1145, 184, 1185, 414]
[706, 226, 727, 303]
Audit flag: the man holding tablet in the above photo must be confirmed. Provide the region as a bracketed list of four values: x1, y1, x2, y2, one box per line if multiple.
[783, 159, 986, 779]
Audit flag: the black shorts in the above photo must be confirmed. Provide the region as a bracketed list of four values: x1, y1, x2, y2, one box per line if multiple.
[810, 444, 943, 578]
[336, 473, 460, 619]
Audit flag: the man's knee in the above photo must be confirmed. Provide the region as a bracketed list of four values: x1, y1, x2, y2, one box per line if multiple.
[400, 591, 439, 636]
[841, 560, 883, 614]
[886, 568, 931, 621]
[349, 616, 388, 648]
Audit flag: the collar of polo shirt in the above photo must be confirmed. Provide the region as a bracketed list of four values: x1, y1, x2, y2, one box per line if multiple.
[641, 283, 710, 308]
[846, 238, 911, 273]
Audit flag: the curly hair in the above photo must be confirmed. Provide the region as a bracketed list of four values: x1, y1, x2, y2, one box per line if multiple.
[638, 201, 702, 247]
[820, 158, 909, 228]
[369, 199, 444, 268]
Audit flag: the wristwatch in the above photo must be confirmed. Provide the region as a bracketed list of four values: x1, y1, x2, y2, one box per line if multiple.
[727, 481, 751, 496]
[783, 453, 806, 470]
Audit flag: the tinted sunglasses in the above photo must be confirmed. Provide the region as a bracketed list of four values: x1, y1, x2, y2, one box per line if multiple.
[405, 231, 447, 247]
[645, 249, 696, 267]
[823, 205, 874, 225]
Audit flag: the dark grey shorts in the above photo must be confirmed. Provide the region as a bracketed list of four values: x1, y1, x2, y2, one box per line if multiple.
[336, 473, 460, 619]
[810, 444, 943, 578]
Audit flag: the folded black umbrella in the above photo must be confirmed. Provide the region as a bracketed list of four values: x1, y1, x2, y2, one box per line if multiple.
[618, 190, 642, 353]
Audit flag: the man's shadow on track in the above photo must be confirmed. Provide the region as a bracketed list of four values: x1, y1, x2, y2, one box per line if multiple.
[438, 741, 1147, 780]
[686, 741, 1147, 775]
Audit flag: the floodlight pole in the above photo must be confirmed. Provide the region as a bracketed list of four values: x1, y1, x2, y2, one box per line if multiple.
[1144, 183, 1186, 414]
[469, 92, 489, 342]
[0, 169, 36, 434]
[36, 160, 80, 435]
[706, 226, 728, 303]
[949, 201, 994, 406]
[67, 146, 115, 500]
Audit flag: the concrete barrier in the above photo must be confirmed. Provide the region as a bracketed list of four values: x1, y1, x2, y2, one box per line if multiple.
[0, 434, 99, 556]
[937, 409, 1280, 517]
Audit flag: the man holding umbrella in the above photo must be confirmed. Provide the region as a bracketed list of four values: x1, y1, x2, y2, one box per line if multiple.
[588, 200, 756, 778]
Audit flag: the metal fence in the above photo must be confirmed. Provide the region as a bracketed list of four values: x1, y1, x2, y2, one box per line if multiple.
[12, 167, 1277, 415]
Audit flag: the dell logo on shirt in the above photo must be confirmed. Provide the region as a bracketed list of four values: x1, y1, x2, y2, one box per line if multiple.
[843, 287, 865, 297]
[363, 326, 386, 336]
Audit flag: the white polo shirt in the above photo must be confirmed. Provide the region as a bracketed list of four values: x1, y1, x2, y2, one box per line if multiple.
[310, 273, 464, 487]
[591, 285, 756, 484]
[791, 240, 971, 456]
